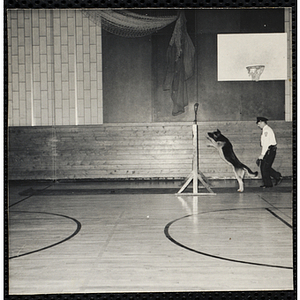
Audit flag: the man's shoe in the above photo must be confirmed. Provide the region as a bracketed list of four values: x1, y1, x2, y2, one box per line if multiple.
[275, 176, 283, 186]
[260, 185, 272, 188]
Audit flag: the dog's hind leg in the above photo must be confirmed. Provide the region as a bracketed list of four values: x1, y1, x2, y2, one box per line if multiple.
[233, 167, 245, 192]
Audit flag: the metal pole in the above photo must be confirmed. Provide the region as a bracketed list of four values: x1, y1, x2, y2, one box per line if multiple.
[193, 103, 199, 193]
[192, 123, 198, 194]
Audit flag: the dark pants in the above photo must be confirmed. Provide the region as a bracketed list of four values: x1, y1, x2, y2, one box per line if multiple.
[260, 147, 281, 187]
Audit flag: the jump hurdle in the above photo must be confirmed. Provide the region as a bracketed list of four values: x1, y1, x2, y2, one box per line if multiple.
[176, 103, 216, 196]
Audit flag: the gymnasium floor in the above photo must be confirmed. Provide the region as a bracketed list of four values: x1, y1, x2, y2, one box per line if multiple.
[7, 179, 294, 295]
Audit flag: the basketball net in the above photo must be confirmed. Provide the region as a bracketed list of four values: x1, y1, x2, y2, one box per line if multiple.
[246, 65, 265, 82]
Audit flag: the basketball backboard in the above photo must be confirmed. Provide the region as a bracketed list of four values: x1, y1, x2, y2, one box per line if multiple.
[217, 33, 288, 81]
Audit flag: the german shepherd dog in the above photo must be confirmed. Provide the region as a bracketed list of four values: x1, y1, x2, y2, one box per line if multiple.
[206, 129, 258, 192]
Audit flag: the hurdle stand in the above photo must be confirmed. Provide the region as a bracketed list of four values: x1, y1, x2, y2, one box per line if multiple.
[176, 121, 216, 196]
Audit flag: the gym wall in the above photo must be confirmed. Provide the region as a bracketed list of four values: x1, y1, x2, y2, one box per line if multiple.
[7, 9, 103, 126]
[104, 8, 286, 123]
[7, 8, 293, 181]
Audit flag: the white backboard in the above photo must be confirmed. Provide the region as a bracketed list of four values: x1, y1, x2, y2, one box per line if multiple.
[217, 33, 288, 81]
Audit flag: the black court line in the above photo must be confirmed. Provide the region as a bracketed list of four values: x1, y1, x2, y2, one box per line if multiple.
[9, 184, 53, 208]
[258, 194, 292, 221]
[265, 208, 292, 229]
[9, 211, 82, 259]
[164, 208, 292, 270]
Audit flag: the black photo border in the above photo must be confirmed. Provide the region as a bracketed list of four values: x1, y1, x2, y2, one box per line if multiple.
[3, 0, 297, 299]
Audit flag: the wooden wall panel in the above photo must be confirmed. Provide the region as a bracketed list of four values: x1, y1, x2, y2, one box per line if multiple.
[8, 121, 292, 181]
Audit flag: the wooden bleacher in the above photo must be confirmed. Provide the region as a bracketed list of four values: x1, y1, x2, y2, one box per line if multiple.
[8, 121, 292, 181]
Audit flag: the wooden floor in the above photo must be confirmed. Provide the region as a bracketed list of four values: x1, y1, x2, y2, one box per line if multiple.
[8, 180, 294, 295]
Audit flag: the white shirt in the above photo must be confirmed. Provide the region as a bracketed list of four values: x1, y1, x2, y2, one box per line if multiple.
[261, 124, 277, 156]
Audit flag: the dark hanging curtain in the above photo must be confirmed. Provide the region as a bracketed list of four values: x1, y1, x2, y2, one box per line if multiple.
[163, 11, 195, 116]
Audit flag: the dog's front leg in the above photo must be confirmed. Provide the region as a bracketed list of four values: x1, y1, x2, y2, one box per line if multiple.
[206, 144, 215, 148]
[206, 136, 216, 148]
[206, 138, 224, 150]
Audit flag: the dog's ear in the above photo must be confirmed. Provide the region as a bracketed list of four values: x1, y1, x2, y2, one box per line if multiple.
[217, 129, 221, 133]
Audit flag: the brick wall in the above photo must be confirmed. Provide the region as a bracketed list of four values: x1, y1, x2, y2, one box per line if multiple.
[7, 9, 103, 126]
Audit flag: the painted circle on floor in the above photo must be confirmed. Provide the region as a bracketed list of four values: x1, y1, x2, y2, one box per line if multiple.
[9, 211, 81, 259]
[164, 207, 292, 269]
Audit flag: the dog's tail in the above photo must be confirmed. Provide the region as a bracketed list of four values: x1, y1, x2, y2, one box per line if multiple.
[242, 165, 258, 177]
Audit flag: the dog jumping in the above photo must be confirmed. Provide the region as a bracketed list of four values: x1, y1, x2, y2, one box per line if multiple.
[206, 129, 258, 192]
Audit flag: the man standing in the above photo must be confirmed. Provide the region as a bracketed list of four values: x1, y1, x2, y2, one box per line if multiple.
[256, 117, 283, 188]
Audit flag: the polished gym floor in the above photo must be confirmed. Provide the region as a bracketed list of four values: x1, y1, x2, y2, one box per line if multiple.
[8, 179, 294, 295]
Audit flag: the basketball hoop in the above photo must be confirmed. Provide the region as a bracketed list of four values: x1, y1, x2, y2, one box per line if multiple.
[246, 65, 265, 82]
